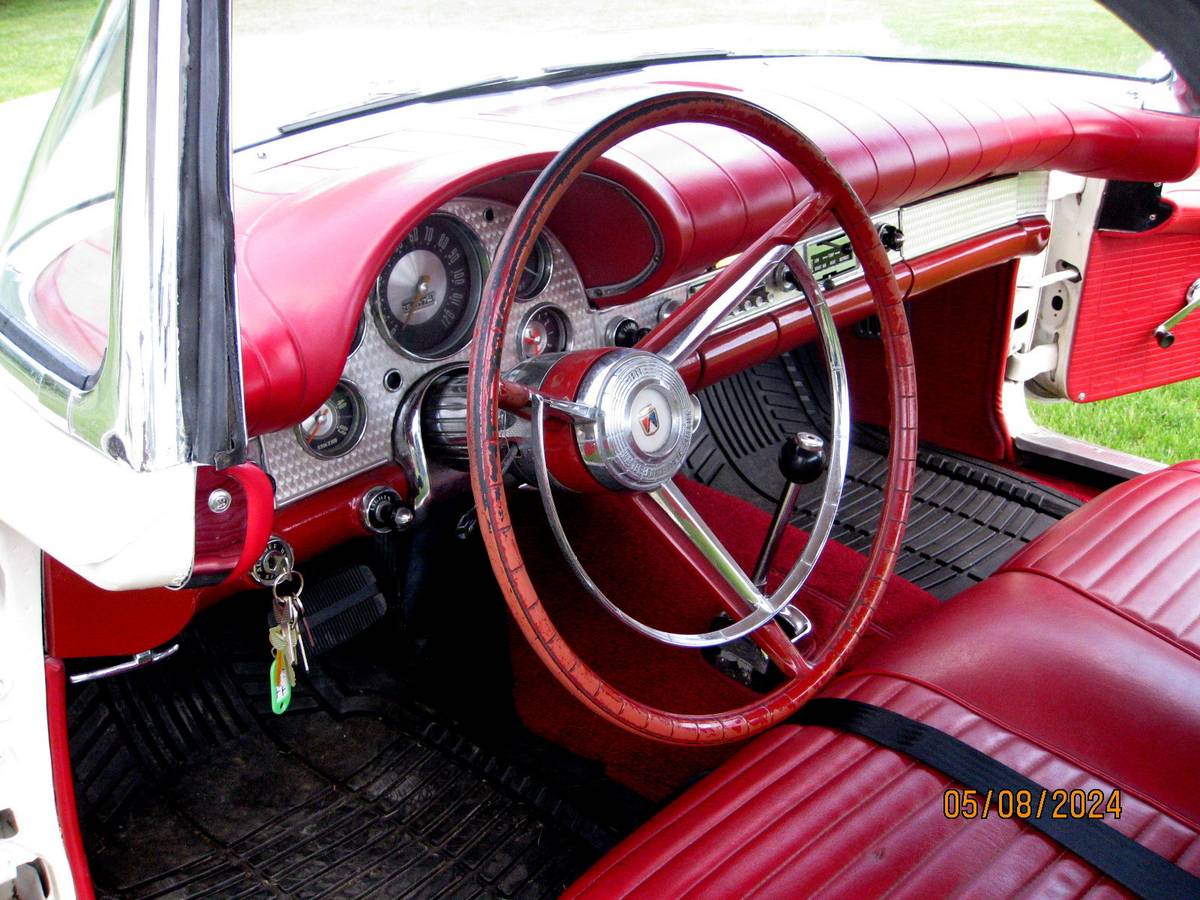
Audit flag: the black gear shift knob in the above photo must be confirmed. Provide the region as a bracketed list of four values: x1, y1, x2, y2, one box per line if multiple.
[779, 432, 827, 485]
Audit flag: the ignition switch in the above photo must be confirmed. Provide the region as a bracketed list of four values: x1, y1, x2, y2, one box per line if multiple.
[251, 536, 294, 586]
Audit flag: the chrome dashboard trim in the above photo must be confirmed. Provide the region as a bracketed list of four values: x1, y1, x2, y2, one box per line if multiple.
[629, 171, 1051, 338]
[393, 363, 467, 522]
[659, 243, 793, 366]
[261, 197, 593, 506]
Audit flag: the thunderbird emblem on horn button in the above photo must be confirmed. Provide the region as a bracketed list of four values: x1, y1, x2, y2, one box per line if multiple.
[639, 404, 661, 437]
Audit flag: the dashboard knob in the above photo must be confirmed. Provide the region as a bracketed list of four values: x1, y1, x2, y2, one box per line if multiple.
[779, 432, 827, 485]
[362, 486, 413, 533]
[608, 317, 641, 347]
[878, 223, 905, 253]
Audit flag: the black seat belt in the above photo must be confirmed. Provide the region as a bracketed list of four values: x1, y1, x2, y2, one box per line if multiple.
[794, 698, 1200, 900]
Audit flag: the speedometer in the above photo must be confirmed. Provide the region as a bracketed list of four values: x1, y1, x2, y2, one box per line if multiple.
[373, 214, 487, 359]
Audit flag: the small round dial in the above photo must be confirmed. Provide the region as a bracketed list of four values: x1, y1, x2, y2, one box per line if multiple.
[517, 235, 554, 301]
[518, 304, 570, 359]
[294, 381, 367, 459]
[373, 214, 486, 359]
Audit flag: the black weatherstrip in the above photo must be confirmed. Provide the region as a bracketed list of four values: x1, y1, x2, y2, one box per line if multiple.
[795, 698, 1200, 900]
[177, 0, 245, 466]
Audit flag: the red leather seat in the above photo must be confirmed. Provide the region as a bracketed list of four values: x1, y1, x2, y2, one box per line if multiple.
[1001, 460, 1200, 659]
[567, 464, 1200, 898]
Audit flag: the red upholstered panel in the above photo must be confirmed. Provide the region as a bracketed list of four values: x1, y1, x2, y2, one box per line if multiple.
[840, 262, 1019, 461]
[862, 571, 1200, 827]
[43, 556, 197, 658]
[1066, 194, 1200, 402]
[567, 675, 1200, 899]
[1003, 460, 1200, 660]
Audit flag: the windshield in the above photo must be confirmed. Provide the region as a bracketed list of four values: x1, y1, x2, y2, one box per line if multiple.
[231, 0, 1158, 146]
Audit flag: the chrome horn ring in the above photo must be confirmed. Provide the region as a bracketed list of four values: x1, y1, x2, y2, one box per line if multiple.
[527, 249, 849, 650]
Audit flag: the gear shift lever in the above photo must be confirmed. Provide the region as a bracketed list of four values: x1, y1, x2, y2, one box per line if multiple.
[752, 432, 827, 638]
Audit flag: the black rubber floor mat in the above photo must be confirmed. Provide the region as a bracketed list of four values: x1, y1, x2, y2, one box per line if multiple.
[684, 352, 1082, 599]
[70, 615, 635, 899]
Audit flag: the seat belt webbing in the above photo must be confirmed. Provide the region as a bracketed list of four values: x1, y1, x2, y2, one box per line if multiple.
[794, 697, 1200, 900]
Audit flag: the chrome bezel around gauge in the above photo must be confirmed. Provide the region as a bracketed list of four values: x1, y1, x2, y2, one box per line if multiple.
[349, 305, 368, 355]
[517, 302, 572, 361]
[516, 233, 554, 301]
[371, 213, 489, 362]
[293, 378, 368, 460]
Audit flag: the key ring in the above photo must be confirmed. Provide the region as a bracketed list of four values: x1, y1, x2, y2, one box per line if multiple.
[272, 570, 304, 603]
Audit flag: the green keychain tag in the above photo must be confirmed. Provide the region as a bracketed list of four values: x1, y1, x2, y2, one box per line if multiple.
[270, 652, 292, 715]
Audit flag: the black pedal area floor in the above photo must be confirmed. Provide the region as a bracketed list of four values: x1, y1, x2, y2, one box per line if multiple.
[69, 616, 638, 899]
[684, 352, 1082, 600]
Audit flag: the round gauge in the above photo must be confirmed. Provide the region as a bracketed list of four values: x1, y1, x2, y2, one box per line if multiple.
[373, 214, 487, 359]
[518, 304, 570, 360]
[294, 381, 367, 459]
[517, 234, 554, 301]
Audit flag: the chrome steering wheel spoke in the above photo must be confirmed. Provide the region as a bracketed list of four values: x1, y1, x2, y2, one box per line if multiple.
[538, 395, 601, 425]
[525, 244, 849, 654]
[638, 191, 832, 367]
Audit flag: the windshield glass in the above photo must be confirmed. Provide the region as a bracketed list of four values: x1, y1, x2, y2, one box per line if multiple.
[0, 0, 126, 379]
[231, 0, 1157, 146]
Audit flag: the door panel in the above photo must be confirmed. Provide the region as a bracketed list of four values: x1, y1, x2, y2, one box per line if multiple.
[1066, 187, 1200, 402]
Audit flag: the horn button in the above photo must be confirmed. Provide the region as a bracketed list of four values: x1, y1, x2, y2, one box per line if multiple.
[574, 350, 697, 491]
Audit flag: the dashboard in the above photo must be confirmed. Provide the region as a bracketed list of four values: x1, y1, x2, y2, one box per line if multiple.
[253, 172, 1052, 507]
[43, 54, 1200, 656]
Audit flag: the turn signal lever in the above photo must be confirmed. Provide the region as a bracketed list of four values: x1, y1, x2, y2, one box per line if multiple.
[752, 432, 827, 591]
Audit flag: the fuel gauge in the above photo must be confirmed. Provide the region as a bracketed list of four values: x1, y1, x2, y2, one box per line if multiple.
[294, 380, 367, 459]
[518, 304, 570, 360]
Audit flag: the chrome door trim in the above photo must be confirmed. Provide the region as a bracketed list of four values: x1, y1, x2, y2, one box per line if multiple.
[0, 0, 244, 472]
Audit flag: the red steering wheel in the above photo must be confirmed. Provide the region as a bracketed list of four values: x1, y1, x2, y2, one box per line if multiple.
[468, 91, 917, 745]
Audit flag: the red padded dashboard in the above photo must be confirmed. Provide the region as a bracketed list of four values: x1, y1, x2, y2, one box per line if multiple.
[231, 58, 1200, 436]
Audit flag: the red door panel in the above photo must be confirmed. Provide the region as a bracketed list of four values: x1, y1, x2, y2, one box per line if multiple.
[1066, 189, 1200, 403]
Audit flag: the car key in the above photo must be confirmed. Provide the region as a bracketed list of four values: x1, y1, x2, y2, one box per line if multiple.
[269, 569, 307, 714]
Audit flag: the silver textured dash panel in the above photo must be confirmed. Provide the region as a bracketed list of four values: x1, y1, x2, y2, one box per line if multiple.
[263, 198, 597, 506]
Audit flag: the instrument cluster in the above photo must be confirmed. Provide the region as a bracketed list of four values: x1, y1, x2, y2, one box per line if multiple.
[256, 197, 670, 506]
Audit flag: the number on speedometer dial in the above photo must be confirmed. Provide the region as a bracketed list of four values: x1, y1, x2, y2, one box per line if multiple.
[373, 214, 487, 359]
